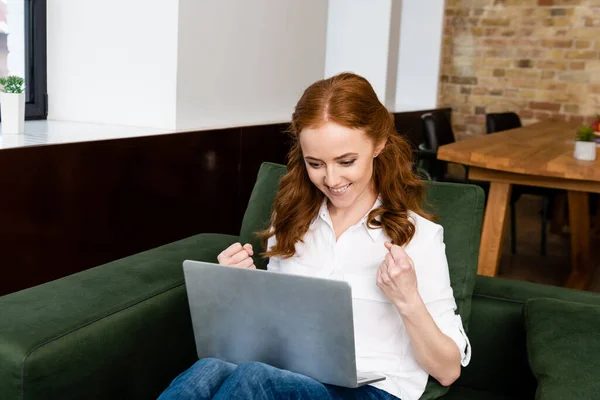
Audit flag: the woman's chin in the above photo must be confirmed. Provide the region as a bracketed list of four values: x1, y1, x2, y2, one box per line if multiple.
[326, 192, 355, 210]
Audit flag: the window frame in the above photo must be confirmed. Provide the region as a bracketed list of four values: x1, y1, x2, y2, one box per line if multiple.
[1, 0, 47, 121]
[24, 0, 47, 119]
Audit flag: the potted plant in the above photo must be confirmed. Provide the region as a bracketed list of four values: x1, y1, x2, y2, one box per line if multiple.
[574, 125, 596, 161]
[0, 75, 25, 135]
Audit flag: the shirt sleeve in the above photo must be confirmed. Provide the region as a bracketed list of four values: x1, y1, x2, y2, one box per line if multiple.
[265, 234, 281, 272]
[413, 224, 472, 367]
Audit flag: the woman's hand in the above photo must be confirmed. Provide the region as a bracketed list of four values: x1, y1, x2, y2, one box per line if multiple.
[376, 241, 421, 311]
[217, 242, 256, 269]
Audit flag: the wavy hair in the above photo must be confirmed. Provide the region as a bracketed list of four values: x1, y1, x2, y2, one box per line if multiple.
[261, 72, 432, 258]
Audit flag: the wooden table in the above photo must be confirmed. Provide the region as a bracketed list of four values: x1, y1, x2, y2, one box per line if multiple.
[438, 120, 600, 289]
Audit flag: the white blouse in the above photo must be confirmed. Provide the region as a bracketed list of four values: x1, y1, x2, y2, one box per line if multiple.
[266, 198, 471, 400]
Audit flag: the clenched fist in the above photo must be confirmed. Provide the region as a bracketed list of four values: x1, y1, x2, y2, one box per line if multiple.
[217, 242, 256, 269]
[376, 242, 420, 309]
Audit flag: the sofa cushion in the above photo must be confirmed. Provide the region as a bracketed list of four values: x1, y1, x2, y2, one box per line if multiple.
[0, 233, 239, 400]
[454, 283, 535, 397]
[525, 298, 600, 400]
[456, 275, 600, 397]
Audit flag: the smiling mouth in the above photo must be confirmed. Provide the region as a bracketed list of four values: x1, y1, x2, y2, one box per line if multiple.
[328, 183, 351, 194]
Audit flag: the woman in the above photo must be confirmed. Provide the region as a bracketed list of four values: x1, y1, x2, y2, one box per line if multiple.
[158, 73, 471, 400]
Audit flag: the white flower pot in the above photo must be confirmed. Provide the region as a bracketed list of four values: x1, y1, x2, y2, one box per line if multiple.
[0, 92, 25, 135]
[573, 141, 596, 161]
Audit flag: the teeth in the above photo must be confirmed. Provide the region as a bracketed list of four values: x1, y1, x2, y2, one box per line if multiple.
[330, 184, 350, 193]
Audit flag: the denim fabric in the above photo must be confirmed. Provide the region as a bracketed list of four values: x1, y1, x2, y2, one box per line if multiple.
[158, 358, 399, 400]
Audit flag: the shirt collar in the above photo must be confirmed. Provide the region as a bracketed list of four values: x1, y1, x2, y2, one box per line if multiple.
[309, 198, 329, 228]
[363, 197, 384, 242]
[312, 197, 384, 242]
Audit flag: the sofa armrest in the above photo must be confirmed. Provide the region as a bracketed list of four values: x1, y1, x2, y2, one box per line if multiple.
[456, 275, 600, 397]
[0, 233, 238, 400]
[474, 275, 600, 306]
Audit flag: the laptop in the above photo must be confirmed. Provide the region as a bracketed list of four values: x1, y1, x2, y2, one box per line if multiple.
[182, 260, 386, 388]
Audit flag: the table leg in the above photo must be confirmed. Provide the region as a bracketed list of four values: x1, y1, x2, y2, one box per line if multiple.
[550, 192, 567, 234]
[478, 182, 512, 277]
[565, 191, 592, 290]
[592, 198, 600, 237]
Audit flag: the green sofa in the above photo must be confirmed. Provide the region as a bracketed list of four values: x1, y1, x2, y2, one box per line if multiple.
[1, 162, 599, 400]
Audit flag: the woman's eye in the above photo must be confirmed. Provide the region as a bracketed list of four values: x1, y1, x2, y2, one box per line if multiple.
[308, 162, 322, 168]
[340, 160, 356, 166]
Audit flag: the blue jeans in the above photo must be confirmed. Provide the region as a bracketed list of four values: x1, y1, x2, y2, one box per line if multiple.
[158, 358, 399, 400]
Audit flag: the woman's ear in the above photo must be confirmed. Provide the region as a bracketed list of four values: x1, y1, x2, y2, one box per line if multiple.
[374, 139, 387, 157]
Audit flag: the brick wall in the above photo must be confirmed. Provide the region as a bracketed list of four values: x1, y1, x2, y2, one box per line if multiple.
[438, 0, 600, 139]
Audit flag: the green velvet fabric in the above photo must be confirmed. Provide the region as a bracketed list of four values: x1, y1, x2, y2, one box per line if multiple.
[4, 160, 600, 400]
[525, 298, 600, 400]
[238, 162, 287, 270]
[456, 275, 600, 398]
[440, 385, 528, 400]
[420, 181, 484, 330]
[453, 288, 536, 397]
[475, 275, 600, 306]
[0, 233, 238, 400]
[420, 181, 485, 400]
[238, 162, 486, 399]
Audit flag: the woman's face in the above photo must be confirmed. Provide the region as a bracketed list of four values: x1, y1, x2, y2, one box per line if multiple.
[300, 122, 384, 211]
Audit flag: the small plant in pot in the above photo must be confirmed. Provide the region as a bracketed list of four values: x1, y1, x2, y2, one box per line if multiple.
[574, 125, 596, 161]
[0, 75, 25, 135]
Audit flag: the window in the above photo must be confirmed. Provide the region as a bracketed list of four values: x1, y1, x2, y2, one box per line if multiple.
[0, 0, 46, 120]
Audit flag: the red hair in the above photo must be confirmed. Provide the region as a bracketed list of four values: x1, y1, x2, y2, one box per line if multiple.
[261, 72, 431, 258]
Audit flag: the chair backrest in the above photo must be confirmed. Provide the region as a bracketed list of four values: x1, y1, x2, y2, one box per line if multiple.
[420, 112, 456, 180]
[393, 108, 452, 152]
[486, 112, 522, 134]
[421, 111, 456, 151]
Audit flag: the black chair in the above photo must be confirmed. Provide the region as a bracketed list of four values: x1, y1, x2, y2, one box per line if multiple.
[419, 111, 469, 183]
[393, 110, 446, 181]
[486, 112, 557, 255]
[486, 112, 522, 134]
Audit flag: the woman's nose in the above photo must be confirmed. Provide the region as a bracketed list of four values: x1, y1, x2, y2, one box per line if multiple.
[324, 167, 340, 187]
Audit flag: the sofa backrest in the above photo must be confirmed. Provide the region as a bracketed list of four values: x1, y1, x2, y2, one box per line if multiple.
[239, 162, 485, 328]
[239, 163, 289, 269]
[239, 162, 485, 398]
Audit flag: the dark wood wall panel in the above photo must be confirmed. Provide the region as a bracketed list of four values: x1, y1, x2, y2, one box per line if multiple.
[237, 123, 291, 220]
[0, 128, 251, 295]
[0, 110, 443, 296]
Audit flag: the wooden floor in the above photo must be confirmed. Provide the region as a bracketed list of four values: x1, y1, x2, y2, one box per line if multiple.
[497, 194, 600, 292]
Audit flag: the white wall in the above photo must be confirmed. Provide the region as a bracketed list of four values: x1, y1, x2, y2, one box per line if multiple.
[45, 0, 445, 129]
[394, 0, 445, 111]
[324, 0, 392, 103]
[175, 0, 328, 130]
[324, 0, 445, 112]
[6, 0, 25, 78]
[47, 0, 179, 129]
